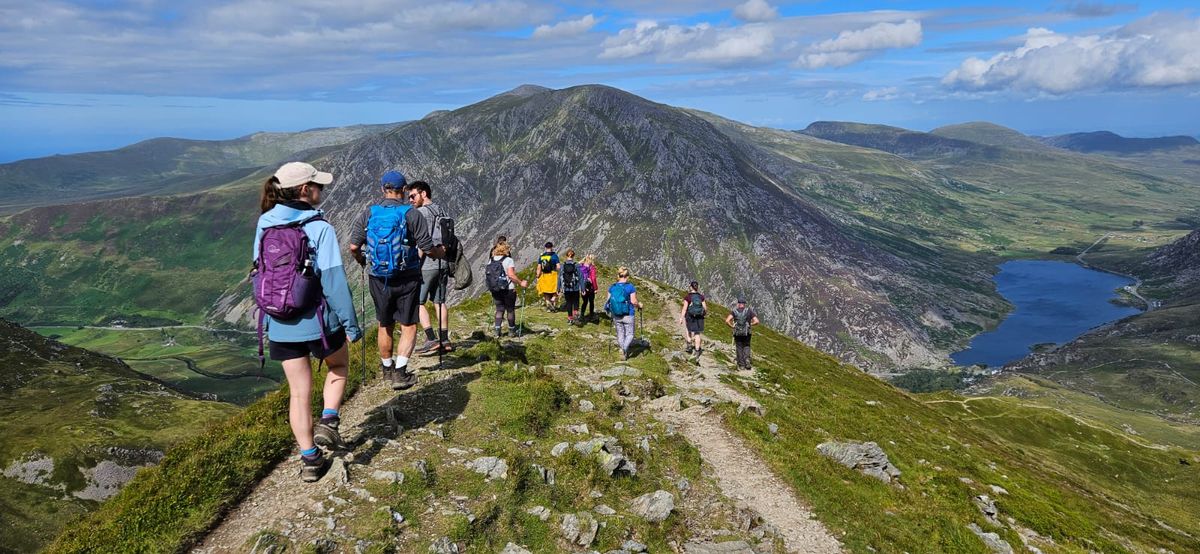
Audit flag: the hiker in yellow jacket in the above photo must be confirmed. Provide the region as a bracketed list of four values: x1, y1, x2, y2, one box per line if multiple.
[535, 241, 560, 311]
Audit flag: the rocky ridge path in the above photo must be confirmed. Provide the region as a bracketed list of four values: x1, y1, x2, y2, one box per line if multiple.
[193, 308, 841, 553]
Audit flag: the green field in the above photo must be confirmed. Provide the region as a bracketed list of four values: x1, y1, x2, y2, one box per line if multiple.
[33, 326, 282, 405]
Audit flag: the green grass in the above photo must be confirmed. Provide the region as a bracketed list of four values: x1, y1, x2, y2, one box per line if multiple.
[45, 328, 379, 553]
[34, 326, 281, 405]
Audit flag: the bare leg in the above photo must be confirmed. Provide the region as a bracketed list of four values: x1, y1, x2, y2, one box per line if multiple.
[377, 324, 396, 360]
[282, 357, 315, 450]
[417, 304, 432, 332]
[397, 323, 419, 361]
[322, 343, 349, 411]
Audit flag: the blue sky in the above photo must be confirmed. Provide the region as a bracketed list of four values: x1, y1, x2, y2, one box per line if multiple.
[1, 0, 1197, 162]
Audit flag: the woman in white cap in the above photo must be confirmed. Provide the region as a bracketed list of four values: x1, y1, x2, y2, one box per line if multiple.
[254, 162, 362, 483]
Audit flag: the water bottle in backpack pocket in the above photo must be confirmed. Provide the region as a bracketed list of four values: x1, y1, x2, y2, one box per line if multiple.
[365, 205, 419, 277]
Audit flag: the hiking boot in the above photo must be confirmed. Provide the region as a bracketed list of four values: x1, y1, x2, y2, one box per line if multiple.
[621, 348, 630, 361]
[391, 367, 417, 391]
[313, 419, 343, 450]
[685, 344, 694, 354]
[494, 326, 504, 338]
[299, 453, 330, 483]
[415, 339, 439, 354]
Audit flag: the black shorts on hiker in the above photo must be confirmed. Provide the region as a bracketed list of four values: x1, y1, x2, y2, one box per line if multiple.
[491, 289, 517, 312]
[269, 328, 347, 362]
[369, 275, 421, 327]
[685, 315, 705, 334]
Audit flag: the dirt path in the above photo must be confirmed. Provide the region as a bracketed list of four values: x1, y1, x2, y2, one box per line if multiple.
[193, 356, 469, 553]
[646, 297, 842, 553]
[658, 405, 843, 553]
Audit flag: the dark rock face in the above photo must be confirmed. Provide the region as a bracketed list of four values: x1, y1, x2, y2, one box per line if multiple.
[1141, 229, 1200, 291]
[218, 85, 999, 370]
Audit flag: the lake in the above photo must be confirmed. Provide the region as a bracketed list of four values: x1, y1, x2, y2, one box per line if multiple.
[951, 260, 1142, 368]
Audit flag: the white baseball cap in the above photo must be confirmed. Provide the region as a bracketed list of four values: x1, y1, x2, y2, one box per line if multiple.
[273, 162, 333, 189]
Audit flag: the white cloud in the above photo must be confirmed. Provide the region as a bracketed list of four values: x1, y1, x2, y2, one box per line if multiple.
[862, 86, 900, 101]
[600, 21, 775, 65]
[797, 19, 923, 69]
[685, 26, 775, 64]
[531, 14, 598, 39]
[943, 13, 1200, 93]
[733, 0, 777, 23]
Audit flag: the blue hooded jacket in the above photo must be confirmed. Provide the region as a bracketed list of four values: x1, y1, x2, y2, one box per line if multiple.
[254, 202, 362, 344]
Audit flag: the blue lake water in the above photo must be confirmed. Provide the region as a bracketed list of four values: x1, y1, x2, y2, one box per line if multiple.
[951, 260, 1141, 368]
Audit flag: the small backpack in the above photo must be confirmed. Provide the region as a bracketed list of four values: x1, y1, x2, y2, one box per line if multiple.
[252, 215, 328, 363]
[732, 306, 753, 337]
[539, 253, 557, 274]
[485, 257, 511, 293]
[686, 292, 706, 318]
[424, 204, 460, 263]
[561, 260, 580, 291]
[365, 205, 418, 277]
[608, 283, 633, 317]
[581, 265, 596, 294]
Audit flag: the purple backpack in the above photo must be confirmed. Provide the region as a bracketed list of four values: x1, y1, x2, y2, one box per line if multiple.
[252, 215, 328, 363]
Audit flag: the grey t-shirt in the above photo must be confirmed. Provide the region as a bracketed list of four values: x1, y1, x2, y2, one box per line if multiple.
[418, 202, 448, 272]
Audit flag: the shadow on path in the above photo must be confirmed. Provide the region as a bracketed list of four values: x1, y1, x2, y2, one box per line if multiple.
[350, 371, 480, 466]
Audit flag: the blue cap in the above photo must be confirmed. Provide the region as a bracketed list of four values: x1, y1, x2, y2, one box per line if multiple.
[381, 170, 407, 189]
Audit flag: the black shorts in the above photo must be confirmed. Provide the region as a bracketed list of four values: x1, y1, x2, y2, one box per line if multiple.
[369, 274, 421, 326]
[685, 315, 705, 334]
[491, 289, 517, 311]
[269, 328, 347, 362]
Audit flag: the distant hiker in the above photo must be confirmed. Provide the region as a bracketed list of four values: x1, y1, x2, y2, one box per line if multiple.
[580, 254, 598, 322]
[679, 281, 708, 358]
[535, 242, 560, 311]
[725, 296, 760, 371]
[605, 267, 643, 360]
[558, 249, 584, 324]
[253, 162, 362, 482]
[348, 170, 444, 391]
[486, 240, 528, 336]
[405, 180, 453, 354]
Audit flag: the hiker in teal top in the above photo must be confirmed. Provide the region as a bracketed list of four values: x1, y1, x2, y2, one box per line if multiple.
[254, 162, 362, 483]
[604, 266, 643, 360]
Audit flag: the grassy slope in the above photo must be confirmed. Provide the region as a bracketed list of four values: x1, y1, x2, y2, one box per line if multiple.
[48, 268, 1200, 553]
[0, 320, 236, 553]
[34, 326, 282, 405]
[0, 181, 256, 326]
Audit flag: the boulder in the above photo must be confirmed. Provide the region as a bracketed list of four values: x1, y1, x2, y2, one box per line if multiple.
[428, 537, 458, 554]
[500, 543, 532, 554]
[974, 494, 1000, 526]
[629, 490, 675, 522]
[968, 523, 1014, 554]
[579, 399, 596, 413]
[465, 456, 508, 480]
[816, 441, 901, 484]
[370, 470, 404, 483]
[560, 512, 599, 546]
[683, 541, 756, 553]
[646, 394, 681, 413]
[551, 442, 570, 457]
[526, 506, 551, 521]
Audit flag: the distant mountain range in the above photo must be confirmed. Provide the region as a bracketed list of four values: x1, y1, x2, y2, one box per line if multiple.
[3, 85, 1198, 374]
[0, 123, 402, 214]
[1040, 130, 1199, 154]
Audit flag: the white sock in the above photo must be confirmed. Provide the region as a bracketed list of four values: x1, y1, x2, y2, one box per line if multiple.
[381, 357, 393, 367]
[395, 356, 409, 369]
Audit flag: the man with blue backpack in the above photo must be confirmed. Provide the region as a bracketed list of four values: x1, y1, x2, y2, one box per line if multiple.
[604, 266, 644, 360]
[349, 170, 444, 390]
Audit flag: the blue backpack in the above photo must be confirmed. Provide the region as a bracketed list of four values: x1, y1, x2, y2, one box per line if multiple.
[365, 205, 419, 277]
[608, 283, 633, 317]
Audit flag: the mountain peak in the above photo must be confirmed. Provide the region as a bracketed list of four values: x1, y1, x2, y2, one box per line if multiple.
[1041, 130, 1200, 154]
[931, 121, 1046, 150]
[501, 84, 553, 97]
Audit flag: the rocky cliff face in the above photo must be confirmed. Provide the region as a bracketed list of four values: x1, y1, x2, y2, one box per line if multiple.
[1141, 229, 1200, 292]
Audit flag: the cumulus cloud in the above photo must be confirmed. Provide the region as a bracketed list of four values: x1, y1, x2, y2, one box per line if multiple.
[796, 19, 923, 69]
[532, 14, 598, 39]
[733, 0, 778, 23]
[862, 86, 900, 101]
[943, 13, 1200, 93]
[600, 21, 775, 65]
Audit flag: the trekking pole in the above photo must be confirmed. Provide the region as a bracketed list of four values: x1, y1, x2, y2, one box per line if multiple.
[439, 260, 447, 371]
[359, 268, 367, 377]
